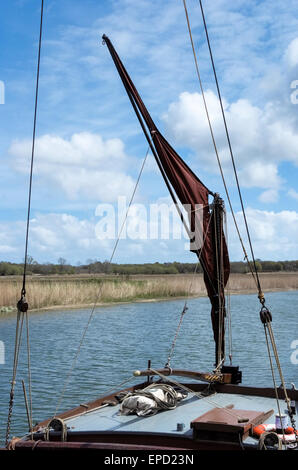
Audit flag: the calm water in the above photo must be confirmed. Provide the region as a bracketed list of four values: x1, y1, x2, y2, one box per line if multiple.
[0, 291, 298, 445]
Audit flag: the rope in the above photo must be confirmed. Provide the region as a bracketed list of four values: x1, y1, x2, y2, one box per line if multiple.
[190, 0, 296, 442]
[258, 432, 283, 451]
[165, 303, 188, 369]
[53, 146, 150, 417]
[182, 0, 260, 295]
[262, 316, 298, 441]
[5, 311, 24, 447]
[150, 368, 252, 423]
[165, 203, 214, 368]
[263, 323, 286, 446]
[120, 383, 183, 416]
[197, 0, 264, 302]
[21, 0, 44, 299]
[108, 145, 150, 264]
[5, 0, 44, 447]
[96, 375, 136, 400]
[52, 376, 137, 425]
[25, 311, 33, 434]
[102, 34, 214, 256]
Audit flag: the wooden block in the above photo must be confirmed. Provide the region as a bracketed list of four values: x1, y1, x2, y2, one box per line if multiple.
[191, 407, 274, 443]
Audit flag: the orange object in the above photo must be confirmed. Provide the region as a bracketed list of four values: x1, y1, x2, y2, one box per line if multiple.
[253, 423, 297, 443]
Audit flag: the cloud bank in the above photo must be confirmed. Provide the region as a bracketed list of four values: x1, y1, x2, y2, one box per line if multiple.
[9, 132, 136, 202]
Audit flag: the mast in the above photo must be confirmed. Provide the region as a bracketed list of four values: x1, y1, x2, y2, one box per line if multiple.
[212, 194, 226, 368]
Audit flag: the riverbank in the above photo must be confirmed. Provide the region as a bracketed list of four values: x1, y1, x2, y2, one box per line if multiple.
[1, 272, 298, 312]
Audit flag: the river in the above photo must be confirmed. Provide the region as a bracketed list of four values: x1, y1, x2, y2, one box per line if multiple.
[0, 291, 297, 446]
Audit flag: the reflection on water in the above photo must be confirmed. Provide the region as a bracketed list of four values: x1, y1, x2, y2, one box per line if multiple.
[0, 290, 297, 444]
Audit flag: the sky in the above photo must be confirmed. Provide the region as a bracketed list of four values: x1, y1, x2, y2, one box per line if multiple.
[0, 0, 298, 265]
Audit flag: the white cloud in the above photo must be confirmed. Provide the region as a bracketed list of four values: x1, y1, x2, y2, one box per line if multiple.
[258, 189, 279, 204]
[9, 133, 136, 202]
[0, 220, 25, 257]
[30, 213, 99, 254]
[2, 1, 298, 266]
[285, 38, 298, 68]
[228, 208, 298, 260]
[288, 188, 298, 200]
[0, 213, 111, 263]
[163, 90, 298, 189]
[0, 208, 191, 264]
[239, 163, 281, 190]
[2, 204, 298, 264]
[0, 245, 16, 254]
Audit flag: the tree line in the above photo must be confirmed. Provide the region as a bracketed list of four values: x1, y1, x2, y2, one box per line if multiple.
[1, 258, 298, 276]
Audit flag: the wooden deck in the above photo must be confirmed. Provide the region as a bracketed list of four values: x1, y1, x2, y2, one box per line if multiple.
[13, 381, 298, 451]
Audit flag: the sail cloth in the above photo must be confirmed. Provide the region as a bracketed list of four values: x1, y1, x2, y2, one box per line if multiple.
[103, 35, 230, 364]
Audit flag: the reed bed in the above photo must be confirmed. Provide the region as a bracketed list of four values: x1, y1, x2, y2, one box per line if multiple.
[0, 273, 298, 312]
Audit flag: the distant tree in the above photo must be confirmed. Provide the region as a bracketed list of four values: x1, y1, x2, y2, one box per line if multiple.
[58, 257, 67, 274]
[102, 260, 111, 274]
[230, 262, 248, 274]
[255, 261, 262, 272]
[261, 261, 282, 272]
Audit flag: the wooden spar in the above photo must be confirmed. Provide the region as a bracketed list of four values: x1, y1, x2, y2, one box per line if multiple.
[133, 368, 232, 384]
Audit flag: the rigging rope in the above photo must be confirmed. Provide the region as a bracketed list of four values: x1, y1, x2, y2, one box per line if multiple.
[59, 375, 136, 423]
[150, 368, 253, 423]
[261, 313, 298, 440]
[165, 203, 214, 368]
[6, 311, 24, 447]
[187, 0, 297, 438]
[182, 0, 260, 295]
[263, 321, 287, 446]
[197, 0, 264, 303]
[25, 310, 33, 434]
[22, 0, 44, 299]
[5, 0, 44, 447]
[54, 146, 150, 417]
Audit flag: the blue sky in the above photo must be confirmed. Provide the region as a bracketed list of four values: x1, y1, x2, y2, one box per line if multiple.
[1, 0, 298, 265]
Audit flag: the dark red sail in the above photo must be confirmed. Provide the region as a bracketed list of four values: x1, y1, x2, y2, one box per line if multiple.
[103, 35, 230, 365]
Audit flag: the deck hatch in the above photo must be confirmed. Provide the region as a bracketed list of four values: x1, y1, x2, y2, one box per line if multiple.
[191, 407, 273, 443]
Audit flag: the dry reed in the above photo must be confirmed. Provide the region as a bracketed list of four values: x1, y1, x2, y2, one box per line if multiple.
[0, 273, 298, 312]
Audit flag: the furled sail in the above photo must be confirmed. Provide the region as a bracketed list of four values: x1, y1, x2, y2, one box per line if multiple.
[103, 35, 230, 366]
